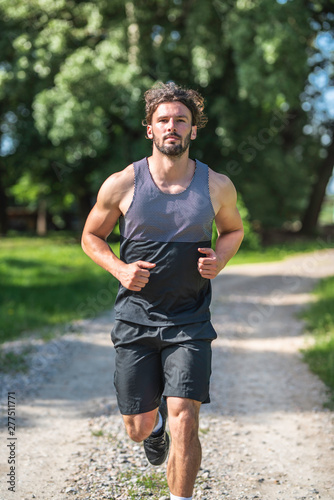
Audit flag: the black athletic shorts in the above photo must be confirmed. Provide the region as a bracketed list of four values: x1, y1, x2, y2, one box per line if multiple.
[110, 320, 217, 415]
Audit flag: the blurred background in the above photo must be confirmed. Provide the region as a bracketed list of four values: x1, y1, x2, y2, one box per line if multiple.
[1, 0, 333, 241]
[1, 0, 334, 348]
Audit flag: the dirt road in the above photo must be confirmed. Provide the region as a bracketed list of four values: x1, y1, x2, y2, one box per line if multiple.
[1, 250, 333, 500]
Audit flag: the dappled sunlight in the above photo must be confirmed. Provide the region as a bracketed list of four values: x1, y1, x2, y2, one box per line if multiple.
[213, 335, 307, 354]
[225, 292, 315, 306]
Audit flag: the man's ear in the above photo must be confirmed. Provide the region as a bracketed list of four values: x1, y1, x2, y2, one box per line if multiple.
[147, 125, 153, 139]
[191, 126, 197, 140]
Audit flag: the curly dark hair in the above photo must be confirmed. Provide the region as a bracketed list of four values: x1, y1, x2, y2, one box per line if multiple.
[142, 81, 208, 129]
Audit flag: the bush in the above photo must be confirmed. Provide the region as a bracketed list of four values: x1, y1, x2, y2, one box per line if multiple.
[301, 276, 334, 408]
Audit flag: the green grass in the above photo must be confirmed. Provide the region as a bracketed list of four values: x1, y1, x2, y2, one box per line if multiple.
[118, 470, 169, 499]
[0, 347, 33, 373]
[91, 429, 104, 437]
[230, 237, 333, 265]
[0, 234, 332, 347]
[0, 234, 119, 343]
[319, 195, 334, 226]
[301, 276, 334, 408]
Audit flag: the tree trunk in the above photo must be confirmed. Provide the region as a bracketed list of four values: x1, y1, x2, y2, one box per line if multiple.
[301, 141, 334, 235]
[36, 199, 48, 236]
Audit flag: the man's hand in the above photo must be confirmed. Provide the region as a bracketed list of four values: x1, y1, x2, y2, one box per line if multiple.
[197, 248, 223, 279]
[117, 261, 156, 291]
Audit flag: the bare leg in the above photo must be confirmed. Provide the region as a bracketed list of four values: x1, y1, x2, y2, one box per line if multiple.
[167, 397, 201, 497]
[122, 408, 159, 442]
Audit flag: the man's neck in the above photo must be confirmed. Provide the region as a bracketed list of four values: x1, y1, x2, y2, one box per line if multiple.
[147, 148, 195, 193]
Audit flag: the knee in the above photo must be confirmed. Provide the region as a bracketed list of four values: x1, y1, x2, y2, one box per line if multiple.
[126, 425, 151, 443]
[168, 405, 199, 443]
[123, 414, 156, 443]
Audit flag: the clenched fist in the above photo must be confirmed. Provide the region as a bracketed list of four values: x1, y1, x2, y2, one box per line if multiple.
[117, 260, 156, 291]
[197, 248, 222, 279]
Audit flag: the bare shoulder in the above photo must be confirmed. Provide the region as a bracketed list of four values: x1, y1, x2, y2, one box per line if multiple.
[97, 164, 135, 209]
[209, 168, 237, 212]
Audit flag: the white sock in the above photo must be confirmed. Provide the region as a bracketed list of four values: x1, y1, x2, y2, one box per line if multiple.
[152, 411, 163, 434]
[170, 494, 192, 500]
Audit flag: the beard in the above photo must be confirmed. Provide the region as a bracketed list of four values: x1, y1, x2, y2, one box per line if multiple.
[153, 131, 192, 157]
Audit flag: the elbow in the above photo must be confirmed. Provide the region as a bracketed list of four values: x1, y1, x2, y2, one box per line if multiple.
[230, 226, 244, 241]
[81, 231, 89, 255]
[238, 227, 245, 248]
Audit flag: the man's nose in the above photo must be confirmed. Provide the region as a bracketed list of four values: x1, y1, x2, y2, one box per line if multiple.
[167, 119, 176, 131]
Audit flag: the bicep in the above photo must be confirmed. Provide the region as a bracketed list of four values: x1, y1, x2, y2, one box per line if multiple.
[82, 171, 131, 240]
[210, 171, 243, 235]
[215, 203, 243, 235]
[83, 201, 121, 241]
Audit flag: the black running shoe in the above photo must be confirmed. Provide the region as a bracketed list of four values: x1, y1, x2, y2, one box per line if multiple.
[143, 398, 169, 466]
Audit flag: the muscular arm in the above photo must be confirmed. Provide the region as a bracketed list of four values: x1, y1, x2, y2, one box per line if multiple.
[81, 166, 155, 291]
[198, 170, 244, 279]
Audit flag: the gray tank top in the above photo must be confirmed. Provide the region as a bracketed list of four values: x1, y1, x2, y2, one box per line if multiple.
[114, 157, 215, 326]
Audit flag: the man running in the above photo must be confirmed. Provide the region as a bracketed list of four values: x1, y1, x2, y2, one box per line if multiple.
[81, 82, 244, 500]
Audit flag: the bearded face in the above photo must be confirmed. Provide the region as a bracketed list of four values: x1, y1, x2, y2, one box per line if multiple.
[152, 130, 192, 158]
[147, 102, 197, 158]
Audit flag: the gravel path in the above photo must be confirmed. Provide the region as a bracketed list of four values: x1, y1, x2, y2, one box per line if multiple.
[1, 249, 334, 500]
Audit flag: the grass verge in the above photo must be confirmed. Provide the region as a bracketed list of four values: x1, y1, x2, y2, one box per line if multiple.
[301, 275, 334, 409]
[0, 234, 119, 344]
[0, 234, 332, 346]
[230, 237, 333, 265]
[0, 347, 33, 373]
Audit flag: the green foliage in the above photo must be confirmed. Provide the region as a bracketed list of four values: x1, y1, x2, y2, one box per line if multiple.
[303, 336, 334, 409]
[301, 276, 334, 408]
[1, 0, 332, 232]
[225, 1, 310, 109]
[236, 195, 261, 250]
[9, 172, 48, 206]
[302, 276, 334, 335]
[212, 194, 260, 251]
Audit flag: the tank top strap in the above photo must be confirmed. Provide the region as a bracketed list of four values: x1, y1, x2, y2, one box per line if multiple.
[132, 157, 151, 189]
[194, 159, 209, 176]
[193, 159, 210, 193]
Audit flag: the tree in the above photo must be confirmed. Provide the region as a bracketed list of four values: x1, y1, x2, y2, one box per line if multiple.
[300, 2, 334, 234]
[1, 0, 332, 235]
